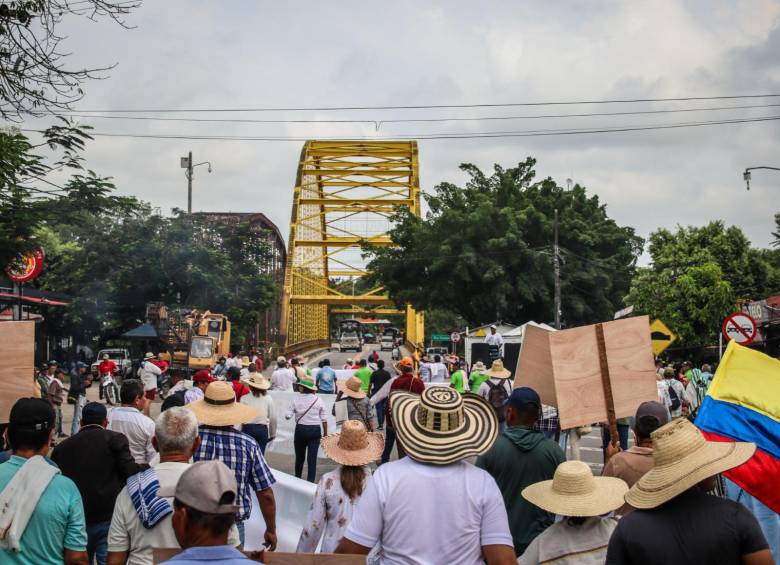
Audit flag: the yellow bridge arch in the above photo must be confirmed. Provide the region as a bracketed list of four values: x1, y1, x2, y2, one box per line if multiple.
[280, 140, 425, 354]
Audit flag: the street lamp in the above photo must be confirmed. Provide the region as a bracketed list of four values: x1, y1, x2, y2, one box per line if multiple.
[181, 151, 213, 213]
[743, 166, 780, 191]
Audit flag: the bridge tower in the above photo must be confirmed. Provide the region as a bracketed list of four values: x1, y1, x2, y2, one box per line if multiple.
[280, 140, 424, 353]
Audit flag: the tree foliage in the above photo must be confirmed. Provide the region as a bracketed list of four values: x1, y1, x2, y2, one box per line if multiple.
[626, 221, 778, 346]
[365, 158, 643, 327]
[0, 0, 139, 120]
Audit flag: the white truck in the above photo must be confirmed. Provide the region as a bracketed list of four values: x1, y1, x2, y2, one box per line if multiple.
[90, 348, 133, 379]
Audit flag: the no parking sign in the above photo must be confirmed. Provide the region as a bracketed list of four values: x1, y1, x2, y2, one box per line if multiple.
[721, 312, 757, 345]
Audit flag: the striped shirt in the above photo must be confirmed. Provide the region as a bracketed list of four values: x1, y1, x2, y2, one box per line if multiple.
[193, 426, 276, 521]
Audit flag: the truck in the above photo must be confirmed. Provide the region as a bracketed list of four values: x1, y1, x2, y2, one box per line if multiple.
[90, 348, 133, 379]
[146, 302, 231, 374]
[380, 327, 400, 351]
[338, 319, 362, 353]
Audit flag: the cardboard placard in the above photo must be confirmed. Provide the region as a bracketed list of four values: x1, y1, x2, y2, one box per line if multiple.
[153, 549, 366, 564]
[0, 321, 36, 422]
[514, 316, 657, 430]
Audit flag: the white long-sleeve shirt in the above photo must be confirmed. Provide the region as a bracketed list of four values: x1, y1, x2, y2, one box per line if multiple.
[484, 332, 504, 347]
[285, 393, 326, 426]
[139, 361, 161, 391]
[270, 367, 296, 391]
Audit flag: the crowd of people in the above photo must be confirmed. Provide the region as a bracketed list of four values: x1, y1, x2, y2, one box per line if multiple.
[6, 340, 776, 565]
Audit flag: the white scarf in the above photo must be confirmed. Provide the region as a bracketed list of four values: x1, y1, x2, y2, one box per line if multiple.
[0, 455, 60, 553]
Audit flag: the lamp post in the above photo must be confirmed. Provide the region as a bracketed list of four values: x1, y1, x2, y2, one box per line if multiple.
[181, 151, 213, 213]
[743, 166, 780, 191]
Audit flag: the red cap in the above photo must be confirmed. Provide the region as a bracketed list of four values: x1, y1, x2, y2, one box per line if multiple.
[193, 370, 215, 383]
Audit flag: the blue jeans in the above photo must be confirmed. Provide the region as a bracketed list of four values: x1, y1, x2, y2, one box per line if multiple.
[87, 521, 110, 565]
[375, 399, 386, 429]
[601, 423, 630, 452]
[71, 396, 84, 436]
[243, 424, 269, 454]
[294, 424, 321, 482]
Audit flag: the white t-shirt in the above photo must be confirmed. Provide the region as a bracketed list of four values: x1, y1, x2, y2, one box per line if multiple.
[270, 367, 296, 391]
[107, 406, 156, 464]
[107, 461, 239, 565]
[429, 362, 449, 383]
[344, 457, 513, 564]
[484, 332, 504, 347]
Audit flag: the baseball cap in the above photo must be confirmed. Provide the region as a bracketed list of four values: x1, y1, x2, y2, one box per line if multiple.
[490, 324, 497, 329]
[9, 398, 55, 432]
[173, 460, 239, 515]
[47, 360, 58, 367]
[276, 356, 286, 364]
[506, 387, 541, 409]
[81, 402, 107, 425]
[636, 400, 669, 427]
[192, 370, 215, 384]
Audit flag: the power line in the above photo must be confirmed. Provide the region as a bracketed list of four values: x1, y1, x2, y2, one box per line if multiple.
[56, 102, 780, 127]
[22, 113, 780, 142]
[68, 93, 780, 113]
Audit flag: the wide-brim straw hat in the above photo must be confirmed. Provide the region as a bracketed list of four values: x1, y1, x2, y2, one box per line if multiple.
[321, 420, 384, 466]
[242, 374, 271, 391]
[144, 352, 155, 360]
[522, 460, 628, 516]
[337, 376, 366, 399]
[391, 386, 498, 465]
[625, 418, 756, 509]
[186, 381, 260, 426]
[472, 361, 487, 372]
[484, 359, 511, 378]
[241, 356, 251, 367]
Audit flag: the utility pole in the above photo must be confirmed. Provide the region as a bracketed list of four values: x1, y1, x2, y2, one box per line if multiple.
[553, 208, 561, 329]
[186, 151, 193, 214]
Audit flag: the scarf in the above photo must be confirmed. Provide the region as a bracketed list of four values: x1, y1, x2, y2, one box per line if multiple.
[127, 469, 172, 529]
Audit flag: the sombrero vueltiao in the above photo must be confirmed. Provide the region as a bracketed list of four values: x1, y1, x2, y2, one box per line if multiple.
[390, 385, 498, 465]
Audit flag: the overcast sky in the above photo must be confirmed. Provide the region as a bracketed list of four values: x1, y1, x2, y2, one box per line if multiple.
[30, 0, 780, 255]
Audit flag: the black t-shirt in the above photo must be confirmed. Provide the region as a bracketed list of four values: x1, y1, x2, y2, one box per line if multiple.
[606, 489, 768, 565]
[368, 369, 392, 397]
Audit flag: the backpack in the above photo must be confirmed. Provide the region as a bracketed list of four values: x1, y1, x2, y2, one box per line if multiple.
[487, 380, 509, 422]
[667, 381, 681, 411]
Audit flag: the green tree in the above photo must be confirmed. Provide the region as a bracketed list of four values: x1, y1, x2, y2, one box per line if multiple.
[772, 212, 780, 247]
[626, 221, 778, 346]
[365, 158, 643, 327]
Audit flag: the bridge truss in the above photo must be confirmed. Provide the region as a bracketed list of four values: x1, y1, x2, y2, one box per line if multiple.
[280, 140, 424, 353]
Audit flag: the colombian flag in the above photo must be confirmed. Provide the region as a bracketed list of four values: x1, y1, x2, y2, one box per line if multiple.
[695, 341, 780, 513]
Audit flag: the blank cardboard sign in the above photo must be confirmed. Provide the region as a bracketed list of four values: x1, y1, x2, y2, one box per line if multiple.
[513, 324, 556, 406]
[0, 321, 35, 422]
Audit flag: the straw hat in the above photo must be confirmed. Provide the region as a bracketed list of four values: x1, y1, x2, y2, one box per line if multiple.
[625, 418, 756, 509]
[484, 359, 511, 379]
[186, 381, 260, 426]
[144, 352, 156, 360]
[391, 386, 498, 465]
[242, 374, 270, 391]
[337, 376, 366, 399]
[241, 356, 251, 367]
[321, 420, 384, 466]
[522, 461, 628, 517]
[472, 361, 487, 372]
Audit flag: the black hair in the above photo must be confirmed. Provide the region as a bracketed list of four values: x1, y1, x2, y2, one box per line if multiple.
[120, 379, 145, 405]
[322, 359, 330, 366]
[81, 411, 106, 426]
[514, 402, 540, 422]
[291, 358, 300, 366]
[161, 392, 186, 412]
[377, 359, 385, 369]
[173, 498, 235, 536]
[636, 415, 663, 440]
[277, 360, 286, 369]
[359, 358, 367, 366]
[433, 355, 441, 362]
[226, 366, 241, 381]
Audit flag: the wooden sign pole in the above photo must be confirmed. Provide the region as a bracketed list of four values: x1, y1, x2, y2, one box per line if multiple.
[595, 323, 619, 447]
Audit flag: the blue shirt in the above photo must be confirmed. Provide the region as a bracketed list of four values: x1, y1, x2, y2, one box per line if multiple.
[161, 545, 252, 564]
[0, 455, 87, 565]
[194, 427, 276, 522]
[316, 366, 337, 392]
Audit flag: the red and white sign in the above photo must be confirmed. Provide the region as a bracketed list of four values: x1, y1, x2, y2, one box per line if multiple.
[5, 248, 44, 284]
[450, 332, 461, 343]
[722, 312, 757, 345]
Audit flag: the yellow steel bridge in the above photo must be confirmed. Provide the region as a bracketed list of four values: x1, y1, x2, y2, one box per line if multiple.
[280, 140, 424, 354]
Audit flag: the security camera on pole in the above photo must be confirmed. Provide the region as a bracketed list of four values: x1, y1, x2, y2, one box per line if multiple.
[181, 152, 213, 213]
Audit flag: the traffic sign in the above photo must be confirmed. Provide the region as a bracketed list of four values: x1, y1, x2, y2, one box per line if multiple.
[430, 334, 449, 341]
[451, 332, 461, 343]
[722, 312, 757, 345]
[649, 319, 677, 356]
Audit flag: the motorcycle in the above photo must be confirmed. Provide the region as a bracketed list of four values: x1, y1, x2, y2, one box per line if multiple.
[99, 371, 120, 405]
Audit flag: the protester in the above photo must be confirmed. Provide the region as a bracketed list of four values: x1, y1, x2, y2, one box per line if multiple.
[700, 362, 714, 385]
[68, 363, 92, 436]
[477, 360, 513, 430]
[186, 381, 277, 549]
[38, 360, 57, 399]
[469, 360, 490, 393]
[353, 358, 372, 393]
[240, 374, 276, 454]
[184, 370, 214, 404]
[138, 353, 162, 416]
[655, 369, 672, 419]
[602, 400, 668, 516]
[336, 376, 376, 431]
[484, 324, 504, 359]
[606, 418, 771, 565]
[601, 417, 631, 454]
[0, 398, 88, 564]
[297, 420, 383, 553]
[98, 354, 117, 382]
[336, 385, 515, 564]
[107, 379, 156, 465]
[418, 353, 432, 382]
[476, 387, 565, 556]
[724, 477, 780, 561]
[662, 366, 685, 418]
[270, 356, 296, 391]
[368, 359, 392, 429]
[427, 354, 447, 383]
[380, 356, 424, 464]
[284, 376, 328, 482]
[52, 402, 145, 565]
[519, 460, 628, 565]
[684, 365, 709, 418]
[239, 356, 251, 378]
[107, 407, 239, 565]
[315, 358, 337, 394]
[225, 366, 250, 401]
[48, 367, 67, 438]
[158, 461, 245, 565]
[343, 358, 355, 370]
[450, 360, 469, 393]
[213, 356, 228, 378]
